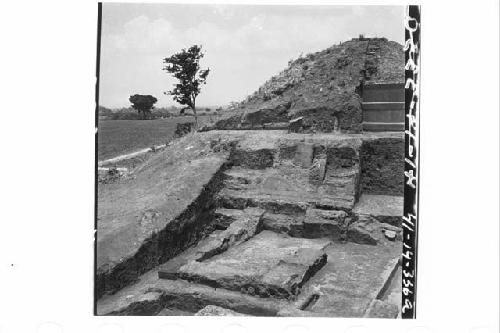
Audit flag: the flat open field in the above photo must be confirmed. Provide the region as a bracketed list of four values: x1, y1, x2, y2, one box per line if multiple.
[98, 116, 212, 161]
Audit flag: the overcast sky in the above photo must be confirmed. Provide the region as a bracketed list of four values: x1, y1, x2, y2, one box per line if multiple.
[99, 4, 404, 108]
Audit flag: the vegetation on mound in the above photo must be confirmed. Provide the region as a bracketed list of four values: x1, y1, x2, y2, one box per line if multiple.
[213, 37, 404, 133]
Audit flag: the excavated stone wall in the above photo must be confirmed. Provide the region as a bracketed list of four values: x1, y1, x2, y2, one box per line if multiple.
[360, 138, 404, 195]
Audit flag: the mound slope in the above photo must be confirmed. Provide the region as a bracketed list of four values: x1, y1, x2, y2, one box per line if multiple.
[212, 37, 403, 133]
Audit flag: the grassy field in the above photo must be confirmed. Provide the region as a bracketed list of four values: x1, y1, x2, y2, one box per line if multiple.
[97, 116, 212, 161]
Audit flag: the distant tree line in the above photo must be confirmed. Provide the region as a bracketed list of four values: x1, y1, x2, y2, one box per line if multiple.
[98, 105, 221, 120]
[101, 44, 215, 122]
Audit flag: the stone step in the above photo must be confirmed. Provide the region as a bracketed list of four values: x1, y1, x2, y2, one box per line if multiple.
[362, 102, 405, 123]
[174, 231, 330, 300]
[353, 194, 403, 227]
[218, 188, 355, 213]
[262, 208, 391, 245]
[97, 269, 284, 316]
[362, 83, 404, 102]
[290, 242, 402, 318]
[158, 208, 264, 280]
[262, 212, 305, 236]
[363, 110, 404, 123]
[219, 165, 359, 213]
[361, 102, 404, 110]
[218, 190, 310, 213]
[302, 208, 348, 241]
[362, 122, 405, 132]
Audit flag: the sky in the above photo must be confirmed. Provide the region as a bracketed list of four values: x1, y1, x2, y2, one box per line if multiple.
[99, 4, 404, 108]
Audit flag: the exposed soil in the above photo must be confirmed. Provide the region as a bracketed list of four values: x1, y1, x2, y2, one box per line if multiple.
[97, 130, 403, 317]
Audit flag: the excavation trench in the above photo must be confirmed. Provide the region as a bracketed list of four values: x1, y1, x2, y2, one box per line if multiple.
[97, 131, 404, 317]
[96, 160, 232, 299]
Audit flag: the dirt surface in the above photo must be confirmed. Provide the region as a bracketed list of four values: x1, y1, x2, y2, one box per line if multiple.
[96, 133, 232, 297]
[98, 117, 211, 160]
[97, 129, 403, 316]
[354, 194, 403, 215]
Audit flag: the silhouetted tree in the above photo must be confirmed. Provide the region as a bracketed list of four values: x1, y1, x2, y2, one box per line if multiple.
[163, 45, 210, 128]
[129, 94, 157, 120]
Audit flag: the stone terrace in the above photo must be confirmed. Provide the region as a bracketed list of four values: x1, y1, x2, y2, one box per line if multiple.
[97, 130, 404, 317]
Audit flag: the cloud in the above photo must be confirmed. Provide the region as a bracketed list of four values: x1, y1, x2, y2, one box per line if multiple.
[99, 6, 404, 107]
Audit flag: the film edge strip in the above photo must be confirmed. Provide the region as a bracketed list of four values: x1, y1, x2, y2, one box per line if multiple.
[402, 4, 421, 319]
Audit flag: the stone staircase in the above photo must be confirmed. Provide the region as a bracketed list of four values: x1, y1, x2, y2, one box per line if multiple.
[362, 83, 405, 132]
[96, 135, 405, 317]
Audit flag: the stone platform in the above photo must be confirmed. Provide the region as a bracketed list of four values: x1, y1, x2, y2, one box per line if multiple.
[96, 130, 404, 317]
[169, 231, 330, 300]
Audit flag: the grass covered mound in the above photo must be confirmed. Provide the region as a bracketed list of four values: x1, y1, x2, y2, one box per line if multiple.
[213, 37, 404, 133]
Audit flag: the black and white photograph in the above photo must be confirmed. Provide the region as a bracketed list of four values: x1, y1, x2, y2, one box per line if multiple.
[96, 3, 414, 318]
[3, 1, 500, 332]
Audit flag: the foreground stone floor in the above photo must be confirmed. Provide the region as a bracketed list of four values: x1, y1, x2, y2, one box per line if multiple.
[97, 130, 404, 317]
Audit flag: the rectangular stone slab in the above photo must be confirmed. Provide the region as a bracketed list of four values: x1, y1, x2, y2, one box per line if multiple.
[353, 194, 403, 227]
[177, 231, 330, 300]
[158, 208, 264, 279]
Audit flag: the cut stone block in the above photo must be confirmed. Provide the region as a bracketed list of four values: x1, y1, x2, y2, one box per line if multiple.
[195, 305, 249, 316]
[97, 269, 284, 316]
[294, 239, 402, 317]
[353, 194, 403, 227]
[158, 208, 264, 279]
[194, 208, 264, 261]
[177, 231, 330, 300]
[231, 148, 275, 169]
[326, 147, 358, 169]
[278, 145, 297, 160]
[218, 190, 309, 214]
[158, 230, 225, 280]
[219, 164, 358, 212]
[360, 139, 404, 196]
[262, 212, 304, 236]
[348, 215, 403, 245]
[302, 209, 348, 240]
[347, 224, 378, 245]
[322, 167, 360, 203]
[293, 143, 314, 168]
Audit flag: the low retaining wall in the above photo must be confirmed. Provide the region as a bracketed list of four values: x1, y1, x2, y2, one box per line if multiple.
[360, 138, 404, 195]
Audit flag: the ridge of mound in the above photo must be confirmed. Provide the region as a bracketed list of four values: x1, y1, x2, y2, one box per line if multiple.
[212, 37, 403, 133]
